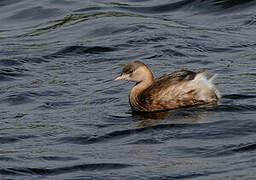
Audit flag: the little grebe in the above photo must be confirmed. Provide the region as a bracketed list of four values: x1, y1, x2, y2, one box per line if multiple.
[115, 61, 219, 112]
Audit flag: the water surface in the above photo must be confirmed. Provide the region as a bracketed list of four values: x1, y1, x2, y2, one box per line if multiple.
[1, 0, 256, 179]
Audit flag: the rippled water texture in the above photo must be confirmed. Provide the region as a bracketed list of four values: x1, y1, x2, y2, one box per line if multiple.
[1, 0, 256, 179]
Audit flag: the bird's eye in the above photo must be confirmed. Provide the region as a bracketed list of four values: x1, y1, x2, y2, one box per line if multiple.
[127, 69, 133, 74]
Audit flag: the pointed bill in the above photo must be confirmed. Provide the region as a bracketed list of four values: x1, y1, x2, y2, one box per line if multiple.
[115, 74, 128, 80]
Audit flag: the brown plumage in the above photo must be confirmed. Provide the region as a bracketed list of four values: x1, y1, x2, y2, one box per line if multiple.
[115, 61, 219, 112]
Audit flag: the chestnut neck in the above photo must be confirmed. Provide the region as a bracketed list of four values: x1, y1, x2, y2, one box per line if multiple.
[129, 68, 154, 110]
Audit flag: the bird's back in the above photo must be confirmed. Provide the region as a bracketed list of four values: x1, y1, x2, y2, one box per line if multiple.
[136, 70, 218, 112]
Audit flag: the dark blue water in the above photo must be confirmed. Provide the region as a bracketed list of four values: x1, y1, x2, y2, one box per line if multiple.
[1, 0, 256, 179]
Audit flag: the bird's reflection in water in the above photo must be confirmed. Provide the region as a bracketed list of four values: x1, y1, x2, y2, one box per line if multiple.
[133, 105, 217, 128]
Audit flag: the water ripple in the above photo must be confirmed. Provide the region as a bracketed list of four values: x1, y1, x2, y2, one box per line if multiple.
[0, 163, 132, 176]
[222, 94, 256, 99]
[38, 101, 76, 110]
[0, 0, 22, 7]
[58, 124, 192, 145]
[184, 142, 256, 158]
[0, 135, 36, 144]
[2, 93, 35, 105]
[118, 0, 193, 14]
[8, 7, 61, 21]
[0, 59, 22, 66]
[0, 68, 27, 81]
[47, 45, 117, 58]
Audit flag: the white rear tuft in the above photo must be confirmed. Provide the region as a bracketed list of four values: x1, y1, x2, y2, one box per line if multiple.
[193, 72, 220, 99]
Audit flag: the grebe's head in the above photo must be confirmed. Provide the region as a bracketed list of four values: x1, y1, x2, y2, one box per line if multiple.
[115, 61, 153, 83]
